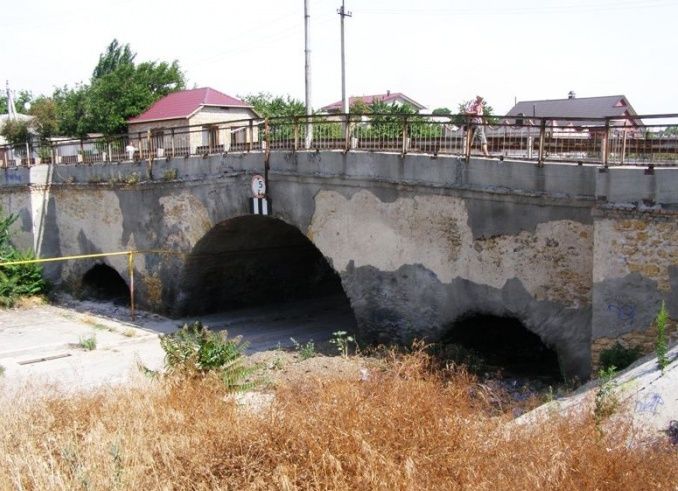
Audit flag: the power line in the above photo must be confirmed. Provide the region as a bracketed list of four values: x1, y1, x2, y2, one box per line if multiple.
[358, 0, 676, 16]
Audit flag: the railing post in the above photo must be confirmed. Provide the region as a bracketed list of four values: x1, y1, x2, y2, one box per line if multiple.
[620, 125, 627, 166]
[128, 251, 135, 322]
[147, 130, 152, 161]
[464, 118, 472, 164]
[602, 118, 610, 168]
[25, 141, 31, 166]
[401, 116, 409, 155]
[537, 119, 546, 167]
[247, 120, 254, 152]
[138, 132, 143, 161]
[344, 113, 351, 152]
[264, 118, 270, 155]
[293, 116, 299, 152]
[171, 128, 175, 158]
[79, 139, 84, 163]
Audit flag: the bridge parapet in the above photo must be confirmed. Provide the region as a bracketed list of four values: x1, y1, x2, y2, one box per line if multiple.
[2, 113, 677, 169]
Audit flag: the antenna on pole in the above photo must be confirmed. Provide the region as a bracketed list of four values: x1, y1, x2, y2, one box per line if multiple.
[304, 0, 313, 147]
[6, 81, 17, 120]
[338, 0, 352, 115]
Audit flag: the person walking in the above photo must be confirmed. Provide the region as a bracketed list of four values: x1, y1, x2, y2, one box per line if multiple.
[467, 95, 490, 157]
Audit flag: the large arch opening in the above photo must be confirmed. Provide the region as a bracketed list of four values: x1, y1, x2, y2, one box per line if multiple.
[440, 314, 562, 383]
[81, 263, 130, 305]
[178, 216, 356, 344]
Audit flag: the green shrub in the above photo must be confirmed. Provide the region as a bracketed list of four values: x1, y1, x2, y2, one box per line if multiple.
[160, 321, 254, 391]
[78, 335, 97, 351]
[291, 337, 315, 360]
[162, 169, 178, 181]
[599, 342, 643, 371]
[0, 210, 47, 307]
[656, 301, 669, 374]
[594, 366, 618, 429]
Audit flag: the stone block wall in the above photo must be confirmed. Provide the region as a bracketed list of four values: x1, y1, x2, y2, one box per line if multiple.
[591, 207, 678, 368]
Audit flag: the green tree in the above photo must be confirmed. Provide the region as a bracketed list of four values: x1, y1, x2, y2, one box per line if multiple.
[241, 92, 305, 119]
[28, 96, 59, 141]
[0, 90, 33, 114]
[432, 107, 452, 116]
[87, 60, 185, 135]
[53, 85, 90, 138]
[52, 40, 186, 137]
[453, 98, 497, 126]
[92, 39, 136, 80]
[0, 119, 31, 146]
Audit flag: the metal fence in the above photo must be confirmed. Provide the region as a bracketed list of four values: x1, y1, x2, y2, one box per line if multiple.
[1, 113, 677, 168]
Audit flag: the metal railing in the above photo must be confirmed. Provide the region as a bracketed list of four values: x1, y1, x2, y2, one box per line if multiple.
[1, 113, 677, 169]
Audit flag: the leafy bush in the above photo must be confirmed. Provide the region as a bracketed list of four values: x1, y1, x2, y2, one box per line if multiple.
[0, 211, 46, 307]
[290, 337, 315, 360]
[78, 335, 97, 351]
[599, 342, 643, 371]
[160, 321, 254, 391]
[656, 301, 670, 374]
[594, 366, 619, 428]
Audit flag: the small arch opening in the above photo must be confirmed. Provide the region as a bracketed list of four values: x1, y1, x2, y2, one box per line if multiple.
[81, 264, 130, 305]
[440, 314, 562, 383]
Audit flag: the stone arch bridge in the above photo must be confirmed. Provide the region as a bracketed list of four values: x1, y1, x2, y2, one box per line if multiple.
[0, 151, 676, 379]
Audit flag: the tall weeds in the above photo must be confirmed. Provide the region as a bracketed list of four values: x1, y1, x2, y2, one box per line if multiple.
[1, 349, 676, 490]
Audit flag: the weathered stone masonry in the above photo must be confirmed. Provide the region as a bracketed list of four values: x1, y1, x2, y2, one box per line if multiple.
[0, 153, 675, 379]
[591, 207, 678, 367]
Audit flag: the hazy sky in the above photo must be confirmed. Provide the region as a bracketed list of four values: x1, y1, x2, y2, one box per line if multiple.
[3, 0, 677, 114]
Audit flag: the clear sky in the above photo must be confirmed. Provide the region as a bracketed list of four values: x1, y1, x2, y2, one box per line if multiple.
[3, 0, 677, 115]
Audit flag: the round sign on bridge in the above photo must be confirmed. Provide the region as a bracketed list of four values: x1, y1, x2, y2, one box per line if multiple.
[251, 175, 266, 198]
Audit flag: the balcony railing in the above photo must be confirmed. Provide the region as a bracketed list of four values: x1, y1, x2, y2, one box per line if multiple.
[1, 113, 677, 169]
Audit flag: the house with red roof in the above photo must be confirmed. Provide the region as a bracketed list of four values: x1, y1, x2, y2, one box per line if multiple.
[127, 87, 258, 155]
[320, 91, 426, 114]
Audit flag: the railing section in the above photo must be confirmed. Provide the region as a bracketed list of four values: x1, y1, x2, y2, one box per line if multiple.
[1, 114, 676, 168]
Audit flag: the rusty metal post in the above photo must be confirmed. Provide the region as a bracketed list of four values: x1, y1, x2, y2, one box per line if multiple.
[537, 119, 546, 167]
[464, 120, 472, 164]
[401, 116, 409, 155]
[128, 251, 135, 321]
[264, 118, 270, 158]
[171, 128, 175, 158]
[147, 130, 153, 161]
[602, 118, 610, 168]
[138, 132, 143, 161]
[293, 116, 299, 152]
[247, 120, 254, 152]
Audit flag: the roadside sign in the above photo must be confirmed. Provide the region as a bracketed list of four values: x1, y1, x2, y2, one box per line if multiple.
[251, 174, 266, 198]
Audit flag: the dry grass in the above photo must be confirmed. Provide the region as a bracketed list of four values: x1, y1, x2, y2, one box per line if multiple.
[0, 350, 676, 490]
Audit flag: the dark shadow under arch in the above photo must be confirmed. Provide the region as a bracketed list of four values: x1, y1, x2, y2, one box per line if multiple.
[441, 313, 562, 381]
[179, 215, 355, 319]
[81, 263, 130, 305]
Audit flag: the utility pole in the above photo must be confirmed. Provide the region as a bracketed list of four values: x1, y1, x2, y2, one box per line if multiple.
[338, 0, 352, 115]
[304, 0, 313, 148]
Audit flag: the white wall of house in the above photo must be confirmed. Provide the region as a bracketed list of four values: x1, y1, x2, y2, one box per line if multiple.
[127, 106, 258, 154]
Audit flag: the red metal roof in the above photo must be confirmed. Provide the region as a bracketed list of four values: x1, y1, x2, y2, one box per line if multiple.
[321, 92, 425, 112]
[128, 87, 251, 123]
